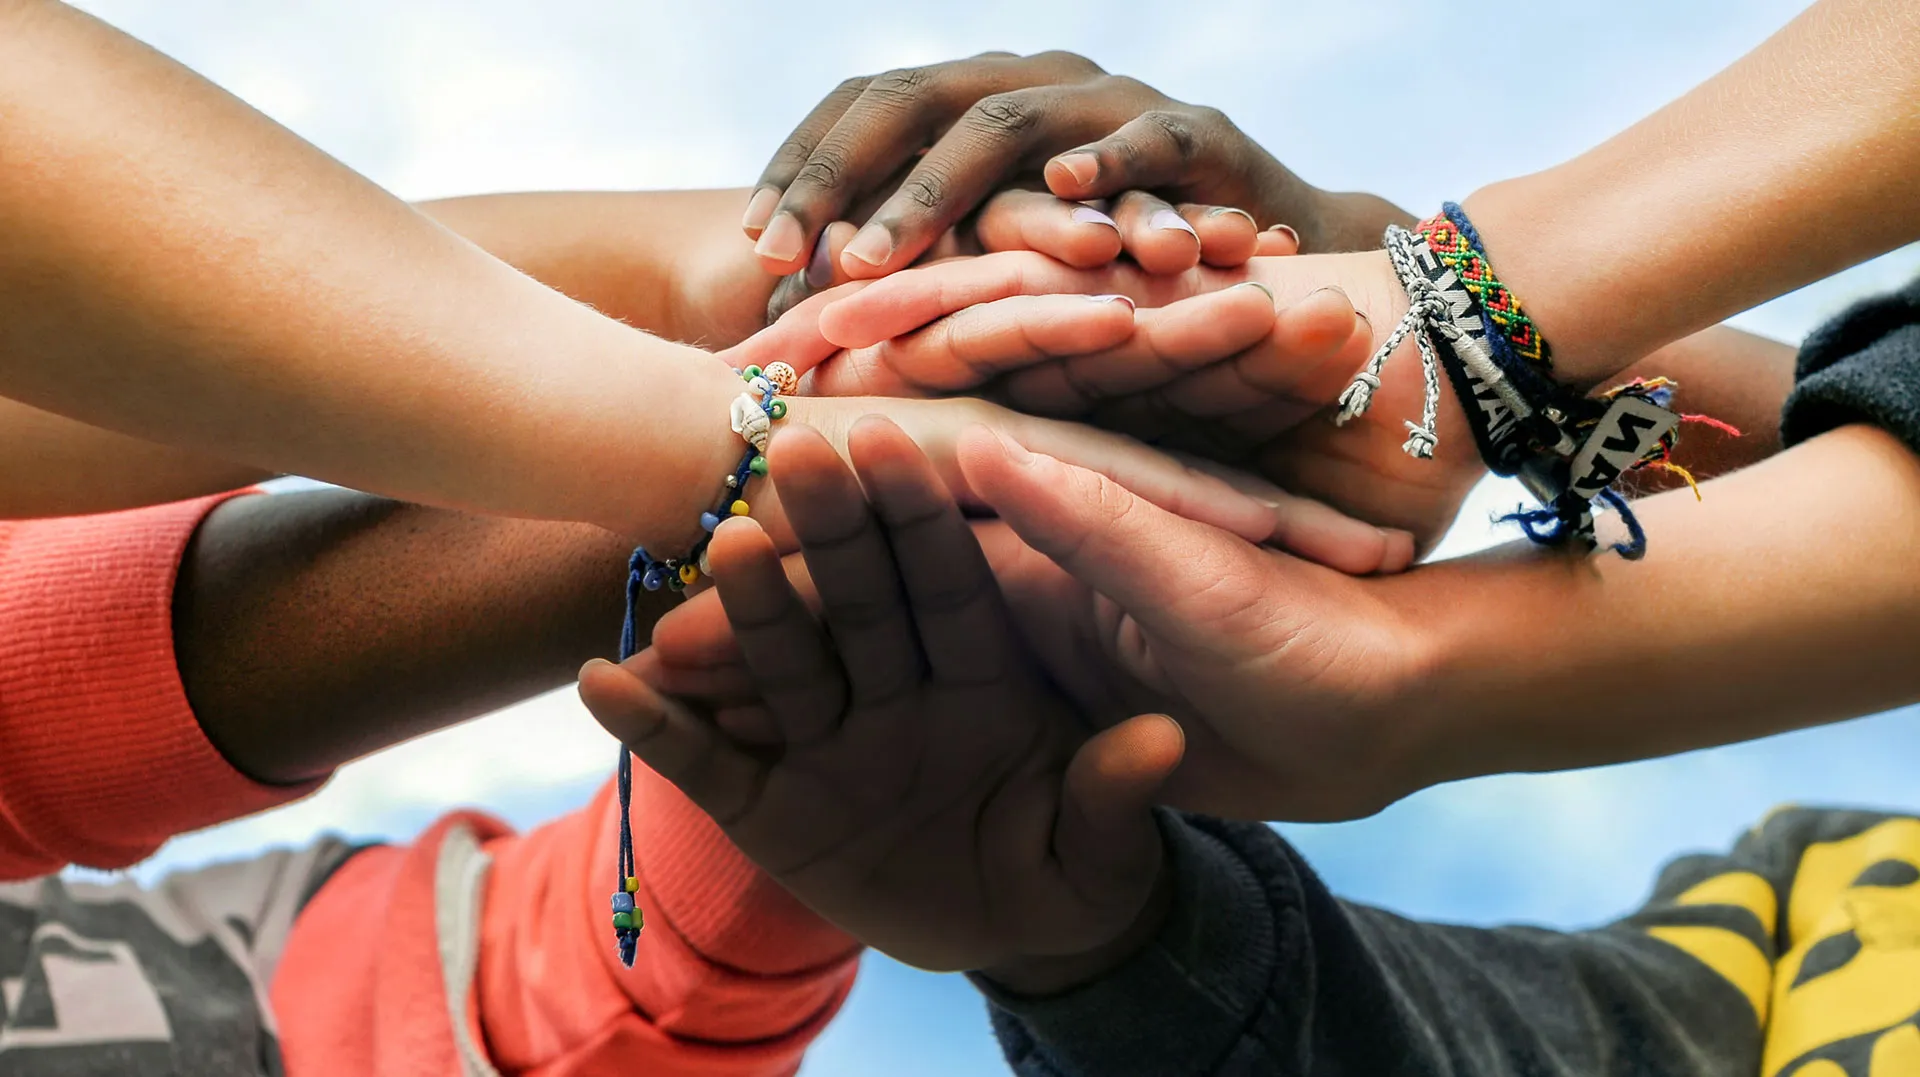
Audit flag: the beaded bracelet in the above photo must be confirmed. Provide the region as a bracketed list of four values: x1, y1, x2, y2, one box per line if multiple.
[1336, 205, 1733, 559]
[608, 359, 796, 967]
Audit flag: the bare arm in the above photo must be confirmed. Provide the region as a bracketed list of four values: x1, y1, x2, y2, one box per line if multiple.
[1466, 0, 1920, 386]
[0, 186, 770, 520]
[174, 489, 642, 785]
[0, 1, 756, 544]
[1411, 423, 1920, 785]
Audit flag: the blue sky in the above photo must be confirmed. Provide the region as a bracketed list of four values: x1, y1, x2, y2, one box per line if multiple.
[65, 1, 1920, 1073]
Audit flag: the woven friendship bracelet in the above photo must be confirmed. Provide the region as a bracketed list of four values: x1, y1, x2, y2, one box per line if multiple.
[1335, 207, 1733, 559]
[608, 359, 796, 967]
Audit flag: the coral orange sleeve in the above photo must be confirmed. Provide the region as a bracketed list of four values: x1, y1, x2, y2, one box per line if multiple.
[0, 493, 321, 879]
[275, 763, 859, 1076]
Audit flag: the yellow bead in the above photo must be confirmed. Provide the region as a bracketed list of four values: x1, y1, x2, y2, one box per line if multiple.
[730, 500, 750, 516]
[624, 876, 640, 893]
[678, 564, 700, 585]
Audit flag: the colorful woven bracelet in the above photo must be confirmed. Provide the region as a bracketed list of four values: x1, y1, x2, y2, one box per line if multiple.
[1335, 207, 1733, 559]
[607, 358, 795, 967]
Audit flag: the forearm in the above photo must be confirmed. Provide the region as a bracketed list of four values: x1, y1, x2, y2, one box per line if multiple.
[175, 489, 651, 785]
[1414, 423, 1920, 785]
[1463, 0, 1920, 385]
[0, 1, 745, 541]
[417, 188, 775, 348]
[0, 395, 271, 517]
[1614, 325, 1797, 491]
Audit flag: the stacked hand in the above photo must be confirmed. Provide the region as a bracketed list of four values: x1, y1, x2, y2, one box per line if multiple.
[743, 247, 1494, 552]
[639, 419, 1450, 825]
[580, 419, 1184, 977]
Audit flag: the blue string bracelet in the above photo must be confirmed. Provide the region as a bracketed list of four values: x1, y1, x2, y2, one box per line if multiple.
[609, 359, 794, 967]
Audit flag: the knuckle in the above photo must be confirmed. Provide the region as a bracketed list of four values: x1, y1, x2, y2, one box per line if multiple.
[898, 161, 953, 210]
[967, 91, 1040, 137]
[1100, 74, 1155, 101]
[1187, 104, 1232, 132]
[1140, 109, 1201, 163]
[865, 65, 936, 104]
[1032, 49, 1102, 76]
[791, 146, 851, 194]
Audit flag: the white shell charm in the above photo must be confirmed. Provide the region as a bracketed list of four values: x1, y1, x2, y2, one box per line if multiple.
[730, 392, 771, 452]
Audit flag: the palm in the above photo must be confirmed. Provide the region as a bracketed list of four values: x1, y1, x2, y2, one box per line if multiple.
[615, 419, 1174, 974]
[724, 679, 1095, 970]
[977, 521, 1407, 821]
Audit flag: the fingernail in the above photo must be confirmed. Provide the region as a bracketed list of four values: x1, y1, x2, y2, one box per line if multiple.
[1150, 209, 1198, 237]
[1267, 223, 1300, 246]
[754, 212, 805, 263]
[805, 228, 835, 288]
[843, 224, 893, 268]
[990, 426, 1036, 465]
[1309, 284, 1351, 304]
[1087, 293, 1135, 310]
[1053, 152, 1100, 187]
[1071, 205, 1119, 230]
[742, 188, 779, 234]
[1208, 206, 1257, 226]
[1236, 280, 1275, 303]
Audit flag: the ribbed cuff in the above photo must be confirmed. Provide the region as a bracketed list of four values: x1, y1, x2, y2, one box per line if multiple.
[975, 811, 1281, 1077]
[0, 493, 321, 875]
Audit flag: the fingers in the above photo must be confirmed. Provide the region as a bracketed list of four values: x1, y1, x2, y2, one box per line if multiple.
[753, 52, 1109, 276]
[1152, 285, 1365, 418]
[998, 281, 1277, 414]
[765, 222, 862, 323]
[815, 293, 1138, 398]
[1002, 415, 1277, 545]
[973, 187, 1123, 269]
[845, 416, 1016, 683]
[747, 76, 873, 238]
[818, 250, 1176, 350]
[1254, 224, 1302, 257]
[723, 278, 874, 381]
[767, 423, 926, 706]
[1054, 713, 1183, 905]
[577, 657, 764, 821]
[955, 424, 1274, 651]
[1042, 105, 1247, 206]
[704, 517, 848, 745]
[1110, 190, 1200, 275]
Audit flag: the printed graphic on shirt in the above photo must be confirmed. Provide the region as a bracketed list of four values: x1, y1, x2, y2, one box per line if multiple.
[0, 840, 349, 1076]
[1645, 813, 1920, 1077]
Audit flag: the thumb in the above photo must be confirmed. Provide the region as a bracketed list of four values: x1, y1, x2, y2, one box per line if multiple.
[1055, 713, 1184, 907]
[956, 424, 1274, 649]
[722, 278, 874, 379]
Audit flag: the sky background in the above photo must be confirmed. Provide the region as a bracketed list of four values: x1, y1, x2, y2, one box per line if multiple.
[63, 1, 1920, 1073]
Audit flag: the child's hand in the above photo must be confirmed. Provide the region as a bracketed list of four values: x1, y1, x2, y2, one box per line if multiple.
[647, 425, 1440, 823]
[579, 417, 1183, 975]
[804, 248, 1497, 551]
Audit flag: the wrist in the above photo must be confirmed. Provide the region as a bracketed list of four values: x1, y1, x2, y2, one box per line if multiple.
[1386, 550, 1595, 787]
[1458, 178, 1669, 390]
[977, 845, 1173, 997]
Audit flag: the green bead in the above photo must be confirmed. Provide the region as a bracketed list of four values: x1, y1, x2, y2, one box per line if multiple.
[749, 455, 769, 476]
[743, 364, 763, 379]
[768, 399, 788, 420]
[612, 911, 634, 930]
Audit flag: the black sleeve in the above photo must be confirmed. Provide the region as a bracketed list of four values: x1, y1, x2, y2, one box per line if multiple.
[977, 807, 1820, 1077]
[1781, 274, 1920, 453]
